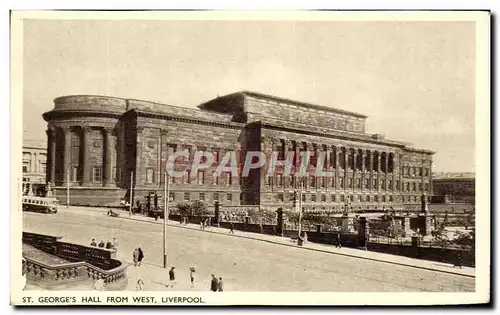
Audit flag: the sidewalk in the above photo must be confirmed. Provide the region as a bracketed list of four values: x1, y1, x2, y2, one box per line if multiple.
[62, 206, 475, 278]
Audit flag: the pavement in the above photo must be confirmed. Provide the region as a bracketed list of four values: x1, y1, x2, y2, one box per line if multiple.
[23, 206, 475, 292]
[60, 206, 474, 278]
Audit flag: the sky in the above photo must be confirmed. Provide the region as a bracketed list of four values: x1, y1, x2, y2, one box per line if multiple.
[22, 19, 476, 173]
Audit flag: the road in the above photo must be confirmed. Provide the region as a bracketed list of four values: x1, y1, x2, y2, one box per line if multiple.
[23, 210, 474, 292]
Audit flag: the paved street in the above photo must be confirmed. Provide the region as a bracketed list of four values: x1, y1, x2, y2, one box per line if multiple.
[23, 209, 474, 292]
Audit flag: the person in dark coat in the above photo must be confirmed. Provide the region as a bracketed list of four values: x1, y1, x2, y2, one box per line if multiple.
[210, 274, 218, 292]
[137, 247, 144, 266]
[454, 252, 463, 269]
[335, 232, 342, 248]
[167, 267, 176, 288]
[98, 240, 105, 248]
[90, 238, 97, 247]
[105, 241, 113, 249]
[229, 222, 235, 234]
[133, 248, 139, 267]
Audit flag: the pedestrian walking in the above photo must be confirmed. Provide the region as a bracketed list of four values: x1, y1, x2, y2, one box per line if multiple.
[200, 221, 204, 230]
[136, 278, 145, 291]
[167, 266, 176, 288]
[133, 248, 139, 267]
[229, 222, 235, 234]
[335, 232, 342, 248]
[217, 277, 224, 292]
[210, 274, 218, 292]
[454, 252, 463, 269]
[98, 240, 105, 248]
[112, 237, 118, 250]
[90, 238, 97, 247]
[190, 267, 196, 287]
[137, 247, 144, 266]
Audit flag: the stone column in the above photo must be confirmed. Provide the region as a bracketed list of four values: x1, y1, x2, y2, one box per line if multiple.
[46, 127, 56, 184]
[369, 152, 374, 190]
[62, 126, 72, 184]
[135, 127, 144, 186]
[334, 146, 340, 191]
[285, 140, 293, 188]
[360, 150, 365, 192]
[103, 128, 114, 187]
[377, 154, 381, 191]
[82, 126, 92, 185]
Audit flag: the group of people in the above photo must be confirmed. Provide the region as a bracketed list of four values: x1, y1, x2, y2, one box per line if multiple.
[90, 237, 118, 250]
[136, 265, 224, 291]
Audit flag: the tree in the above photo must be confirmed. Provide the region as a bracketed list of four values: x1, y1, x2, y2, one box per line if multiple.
[452, 230, 474, 250]
[191, 200, 209, 216]
[176, 201, 191, 217]
[431, 222, 449, 248]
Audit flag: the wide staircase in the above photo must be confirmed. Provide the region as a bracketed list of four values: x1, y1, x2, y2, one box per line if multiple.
[22, 232, 128, 290]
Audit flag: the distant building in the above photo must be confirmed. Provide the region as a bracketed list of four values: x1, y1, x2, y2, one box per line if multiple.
[22, 139, 47, 195]
[432, 172, 475, 204]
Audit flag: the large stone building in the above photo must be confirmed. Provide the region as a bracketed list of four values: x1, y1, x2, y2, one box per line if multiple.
[432, 172, 475, 204]
[22, 139, 47, 195]
[42, 91, 434, 212]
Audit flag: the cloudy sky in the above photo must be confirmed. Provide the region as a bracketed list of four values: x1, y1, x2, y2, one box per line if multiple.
[22, 19, 475, 172]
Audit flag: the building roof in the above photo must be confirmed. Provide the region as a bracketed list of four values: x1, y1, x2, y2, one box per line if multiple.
[23, 139, 46, 149]
[432, 172, 475, 180]
[221, 91, 368, 119]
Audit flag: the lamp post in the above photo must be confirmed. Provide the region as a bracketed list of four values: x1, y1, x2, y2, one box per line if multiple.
[163, 171, 170, 269]
[297, 179, 304, 236]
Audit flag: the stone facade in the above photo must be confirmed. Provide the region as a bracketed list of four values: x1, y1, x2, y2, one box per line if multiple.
[43, 91, 434, 211]
[432, 172, 475, 204]
[23, 140, 47, 195]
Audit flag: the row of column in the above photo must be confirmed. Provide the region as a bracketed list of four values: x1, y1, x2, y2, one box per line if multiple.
[263, 138, 397, 174]
[46, 125, 115, 186]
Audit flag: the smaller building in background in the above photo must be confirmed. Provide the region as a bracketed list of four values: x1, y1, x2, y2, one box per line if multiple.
[432, 172, 475, 205]
[22, 139, 47, 195]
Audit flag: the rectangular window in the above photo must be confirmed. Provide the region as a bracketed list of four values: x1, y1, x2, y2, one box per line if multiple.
[364, 178, 369, 189]
[169, 192, 175, 201]
[330, 177, 336, 189]
[277, 140, 285, 160]
[382, 195, 386, 202]
[197, 171, 205, 185]
[348, 178, 353, 189]
[366, 195, 371, 202]
[355, 178, 360, 189]
[372, 179, 377, 189]
[374, 195, 379, 202]
[331, 194, 336, 202]
[349, 195, 354, 202]
[226, 173, 232, 186]
[265, 176, 271, 186]
[146, 168, 155, 184]
[396, 180, 400, 190]
[424, 168, 429, 177]
[419, 167, 423, 176]
[276, 174, 283, 187]
[389, 195, 393, 202]
[381, 179, 386, 190]
[339, 178, 344, 189]
[301, 194, 306, 202]
[320, 177, 325, 188]
[213, 149, 220, 163]
[424, 183, 429, 192]
[418, 183, 423, 191]
[92, 167, 102, 182]
[183, 170, 190, 184]
[340, 195, 345, 202]
[321, 194, 326, 202]
[388, 180, 393, 190]
[412, 182, 417, 192]
[212, 174, 219, 185]
[213, 192, 219, 201]
[184, 192, 190, 201]
[112, 167, 117, 183]
[40, 162, 46, 174]
[199, 192, 205, 201]
[227, 193, 233, 202]
[309, 176, 315, 188]
[311, 195, 316, 202]
[278, 193, 284, 202]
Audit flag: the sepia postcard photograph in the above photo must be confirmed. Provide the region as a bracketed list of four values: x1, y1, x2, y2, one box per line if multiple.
[9, 10, 490, 306]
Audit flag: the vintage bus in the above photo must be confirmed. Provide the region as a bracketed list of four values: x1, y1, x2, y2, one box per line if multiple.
[22, 196, 58, 214]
